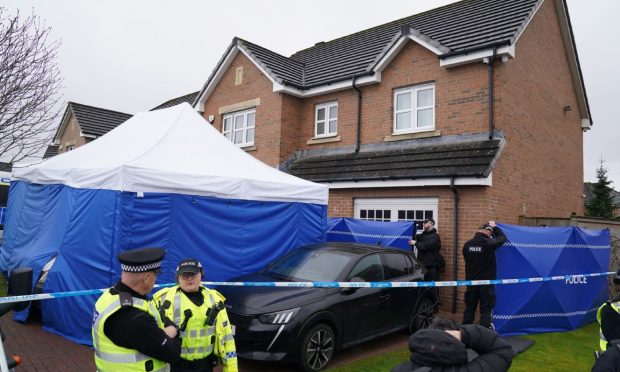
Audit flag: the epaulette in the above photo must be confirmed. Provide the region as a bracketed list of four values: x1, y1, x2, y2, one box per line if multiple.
[119, 292, 133, 307]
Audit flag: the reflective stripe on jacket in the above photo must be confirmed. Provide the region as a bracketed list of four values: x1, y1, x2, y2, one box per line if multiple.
[597, 301, 620, 351]
[92, 290, 169, 372]
[154, 286, 238, 372]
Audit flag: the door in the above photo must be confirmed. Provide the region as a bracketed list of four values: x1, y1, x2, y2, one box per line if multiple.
[354, 197, 438, 232]
[338, 253, 390, 343]
[382, 252, 421, 330]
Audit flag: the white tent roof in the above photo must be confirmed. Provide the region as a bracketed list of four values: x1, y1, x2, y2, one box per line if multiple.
[13, 103, 328, 205]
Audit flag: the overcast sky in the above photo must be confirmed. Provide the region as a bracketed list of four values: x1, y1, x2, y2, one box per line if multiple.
[3, 0, 619, 185]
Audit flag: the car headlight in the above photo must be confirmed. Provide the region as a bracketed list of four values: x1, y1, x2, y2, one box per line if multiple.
[258, 307, 300, 324]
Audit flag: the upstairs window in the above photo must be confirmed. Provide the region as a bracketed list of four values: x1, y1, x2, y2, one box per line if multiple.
[393, 84, 435, 134]
[315, 102, 338, 138]
[223, 108, 255, 147]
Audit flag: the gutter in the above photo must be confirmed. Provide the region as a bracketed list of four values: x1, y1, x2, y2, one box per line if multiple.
[352, 76, 363, 153]
[484, 46, 498, 140]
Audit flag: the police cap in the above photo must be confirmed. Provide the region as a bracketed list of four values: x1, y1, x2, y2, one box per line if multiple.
[480, 223, 494, 232]
[118, 247, 165, 273]
[176, 258, 203, 276]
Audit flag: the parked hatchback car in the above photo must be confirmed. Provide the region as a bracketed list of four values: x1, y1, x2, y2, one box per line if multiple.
[218, 242, 437, 371]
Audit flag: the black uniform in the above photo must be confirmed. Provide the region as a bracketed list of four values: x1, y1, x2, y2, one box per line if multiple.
[593, 344, 620, 372]
[462, 226, 506, 327]
[104, 281, 181, 363]
[414, 228, 441, 281]
[391, 324, 513, 372]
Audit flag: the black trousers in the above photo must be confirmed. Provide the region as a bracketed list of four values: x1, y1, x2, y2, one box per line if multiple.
[463, 284, 495, 327]
[170, 355, 214, 372]
[424, 267, 438, 282]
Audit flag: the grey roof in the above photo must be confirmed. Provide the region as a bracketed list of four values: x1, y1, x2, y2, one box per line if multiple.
[286, 137, 503, 182]
[0, 162, 11, 173]
[43, 144, 59, 159]
[151, 91, 200, 111]
[241, 0, 540, 88]
[67, 102, 132, 138]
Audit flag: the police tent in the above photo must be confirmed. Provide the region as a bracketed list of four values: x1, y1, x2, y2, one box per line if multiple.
[0, 103, 328, 345]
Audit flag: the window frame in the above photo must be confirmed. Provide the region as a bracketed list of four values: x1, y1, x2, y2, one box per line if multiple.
[354, 197, 438, 233]
[314, 101, 338, 138]
[222, 108, 256, 147]
[393, 83, 435, 134]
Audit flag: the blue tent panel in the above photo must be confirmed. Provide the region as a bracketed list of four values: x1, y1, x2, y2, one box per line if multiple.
[495, 224, 610, 336]
[326, 218, 414, 249]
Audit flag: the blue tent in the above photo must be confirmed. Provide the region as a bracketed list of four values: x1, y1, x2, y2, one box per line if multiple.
[494, 224, 610, 335]
[1, 104, 328, 345]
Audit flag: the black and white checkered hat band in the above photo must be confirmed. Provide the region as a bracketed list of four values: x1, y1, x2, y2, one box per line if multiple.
[121, 261, 162, 273]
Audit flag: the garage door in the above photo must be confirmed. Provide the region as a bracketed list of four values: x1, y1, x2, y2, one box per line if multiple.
[354, 198, 438, 232]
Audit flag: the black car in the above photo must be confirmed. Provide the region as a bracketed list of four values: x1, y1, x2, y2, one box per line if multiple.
[218, 242, 437, 371]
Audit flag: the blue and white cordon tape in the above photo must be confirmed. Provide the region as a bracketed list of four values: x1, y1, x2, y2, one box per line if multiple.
[0, 271, 614, 305]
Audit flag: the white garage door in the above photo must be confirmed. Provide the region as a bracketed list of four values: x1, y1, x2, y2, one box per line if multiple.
[354, 198, 438, 232]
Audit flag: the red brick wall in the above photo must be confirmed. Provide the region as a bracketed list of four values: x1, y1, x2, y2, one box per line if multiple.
[490, 0, 584, 222]
[201, 52, 285, 167]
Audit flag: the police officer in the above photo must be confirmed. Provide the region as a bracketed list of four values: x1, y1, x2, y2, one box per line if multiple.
[597, 270, 620, 353]
[462, 221, 506, 329]
[92, 247, 181, 372]
[154, 258, 238, 372]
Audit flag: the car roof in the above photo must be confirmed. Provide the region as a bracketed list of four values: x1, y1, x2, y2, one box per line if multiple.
[299, 242, 408, 256]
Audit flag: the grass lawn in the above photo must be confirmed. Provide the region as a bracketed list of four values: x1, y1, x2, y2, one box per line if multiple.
[327, 322, 600, 372]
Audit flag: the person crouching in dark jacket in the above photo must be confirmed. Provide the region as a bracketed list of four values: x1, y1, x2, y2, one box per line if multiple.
[391, 317, 513, 372]
[409, 218, 441, 282]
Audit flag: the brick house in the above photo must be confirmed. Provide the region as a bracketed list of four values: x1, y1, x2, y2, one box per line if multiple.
[191, 0, 592, 309]
[51, 102, 132, 155]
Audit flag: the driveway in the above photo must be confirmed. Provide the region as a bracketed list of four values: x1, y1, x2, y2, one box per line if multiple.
[0, 313, 409, 371]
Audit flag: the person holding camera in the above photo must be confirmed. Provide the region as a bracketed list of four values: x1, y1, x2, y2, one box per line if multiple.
[408, 218, 442, 282]
[154, 258, 237, 372]
[391, 317, 513, 372]
[462, 221, 506, 329]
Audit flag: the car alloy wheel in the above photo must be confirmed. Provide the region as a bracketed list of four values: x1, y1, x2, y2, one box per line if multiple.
[410, 297, 435, 333]
[299, 323, 335, 372]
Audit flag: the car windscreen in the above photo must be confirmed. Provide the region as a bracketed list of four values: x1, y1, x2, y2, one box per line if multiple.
[263, 249, 354, 282]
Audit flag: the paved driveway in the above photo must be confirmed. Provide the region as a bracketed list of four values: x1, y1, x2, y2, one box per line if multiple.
[0, 313, 408, 371]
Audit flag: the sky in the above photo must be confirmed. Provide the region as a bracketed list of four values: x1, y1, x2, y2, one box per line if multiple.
[3, 0, 619, 185]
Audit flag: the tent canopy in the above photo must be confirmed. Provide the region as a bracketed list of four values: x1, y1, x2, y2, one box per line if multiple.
[12, 103, 327, 205]
[2, 103, 327, 345]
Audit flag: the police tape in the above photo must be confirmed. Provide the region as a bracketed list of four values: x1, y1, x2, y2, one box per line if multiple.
[0, 271, 614, 305]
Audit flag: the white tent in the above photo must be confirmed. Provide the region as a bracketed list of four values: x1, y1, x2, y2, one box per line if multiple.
[3, 103, 327, 345]
[13, 103, 327, 204]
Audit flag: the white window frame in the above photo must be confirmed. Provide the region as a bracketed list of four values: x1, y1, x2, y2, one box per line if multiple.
[393, 83, 435, 134]
[314, 102, 338, 138]
[222, 108, 255, 147]
[354, 198, 438, 233]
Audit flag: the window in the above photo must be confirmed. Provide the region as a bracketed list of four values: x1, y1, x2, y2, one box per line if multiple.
[393, 84, 434, 133]
[355, 198, 438, 234]
[222, 108, 255, 147]
[315, 102, 338, 138]
[66, 145, 75, 151]
[383, 253, 413, 279]
[348, 254, 384, 282]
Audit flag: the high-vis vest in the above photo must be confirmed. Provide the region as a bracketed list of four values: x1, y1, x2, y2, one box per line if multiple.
[155, 286, 238, 372]
[597, 301, 620, 351]
[92, 291, 169, 372]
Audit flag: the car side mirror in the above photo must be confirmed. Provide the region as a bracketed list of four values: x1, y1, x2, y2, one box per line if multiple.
[341, 277, 364, 294]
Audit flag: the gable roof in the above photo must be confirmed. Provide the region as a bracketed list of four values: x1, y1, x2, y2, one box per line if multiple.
[286, 133, 504, 183]
[195, 0, 591, 126]
[583, 182, 620, 206]
[151, 91, 200, 111]
[43, 144, 59, 159]
[54, 102, 132, 143]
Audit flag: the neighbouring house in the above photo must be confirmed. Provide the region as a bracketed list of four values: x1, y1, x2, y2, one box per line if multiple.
[191, 0, 592, 308]
[51, 102, 132, 155]
[584, 182, 620, 218]
[151, 91, 199, 111]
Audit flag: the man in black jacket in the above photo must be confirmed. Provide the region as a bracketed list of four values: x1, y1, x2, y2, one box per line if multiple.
[462, 221, 506, 329]
[391, 317, 513, 372]
[409, 218, 441, 281]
